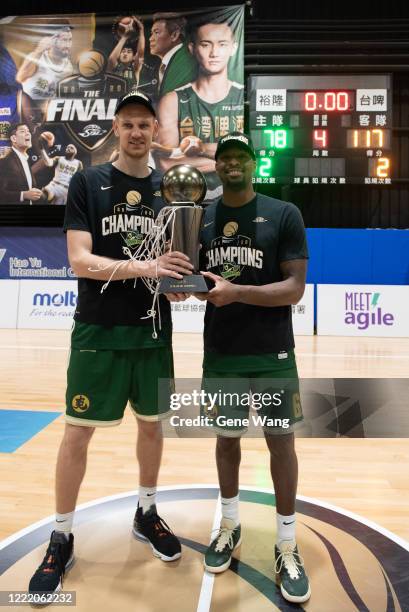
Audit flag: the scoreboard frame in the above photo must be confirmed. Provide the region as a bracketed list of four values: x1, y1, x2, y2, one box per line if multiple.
[248, 74, 393, 186]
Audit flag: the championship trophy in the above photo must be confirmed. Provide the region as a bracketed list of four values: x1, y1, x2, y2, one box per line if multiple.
[158, 164, 208, 293]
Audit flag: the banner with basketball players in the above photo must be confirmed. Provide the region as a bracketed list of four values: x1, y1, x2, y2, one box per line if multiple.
[0, 7, 244, 205]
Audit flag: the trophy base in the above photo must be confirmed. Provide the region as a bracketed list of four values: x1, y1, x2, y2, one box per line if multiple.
[158, 274, 208, 293]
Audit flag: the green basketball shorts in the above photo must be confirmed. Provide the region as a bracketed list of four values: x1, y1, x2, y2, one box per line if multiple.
[65, 346, 174, 427]
[201, 352, 303, 437]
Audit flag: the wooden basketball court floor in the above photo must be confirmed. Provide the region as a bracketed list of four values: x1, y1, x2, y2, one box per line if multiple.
[0, 329, 408, 611]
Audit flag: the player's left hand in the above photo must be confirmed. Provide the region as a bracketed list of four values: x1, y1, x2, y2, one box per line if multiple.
[201, 271, 241, 307]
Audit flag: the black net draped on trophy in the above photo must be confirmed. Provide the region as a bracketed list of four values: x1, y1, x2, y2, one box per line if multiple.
[159, 164, 208, 293]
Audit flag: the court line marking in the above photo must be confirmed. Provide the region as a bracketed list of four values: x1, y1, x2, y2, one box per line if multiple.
[1, 345, 409, 360]
[1, 484, 408, 552]
[196, 495, 221, 612]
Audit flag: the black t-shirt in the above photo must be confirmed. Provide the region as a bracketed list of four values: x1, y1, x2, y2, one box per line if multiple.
[200, 193, 308, 355]
[63, 162, 170, 328]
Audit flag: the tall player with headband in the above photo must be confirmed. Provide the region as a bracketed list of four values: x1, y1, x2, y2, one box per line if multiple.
[28, 91, 193, 596]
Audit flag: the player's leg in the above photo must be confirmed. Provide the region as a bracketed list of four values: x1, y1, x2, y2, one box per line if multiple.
[28, 347, 130, 595]
[265, 431, 298, 515]
[135, 418, 164, 521]
[203, 434, 243, 573]
[202, 370, 247, 573]
[130, 346, 181, 562]
[28, 423, 95, 596]
[265, 432, 310, 602]
[216, 435, 241, 500]
[256, 353, 310, 603]
[55, 423, 95, 517]
[52, 183, 68, 206]
[42, 181, 56, 203]
[136, 419, 163, 489]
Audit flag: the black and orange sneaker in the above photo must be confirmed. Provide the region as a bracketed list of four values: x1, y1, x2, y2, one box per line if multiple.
[28, 531, 74, 595]
[133, 505, 181, 562]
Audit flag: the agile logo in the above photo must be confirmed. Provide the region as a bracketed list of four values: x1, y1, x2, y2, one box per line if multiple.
[344, 291, 394, 330]
[0, 248, 6, 264]
[33, 291, 77, 307]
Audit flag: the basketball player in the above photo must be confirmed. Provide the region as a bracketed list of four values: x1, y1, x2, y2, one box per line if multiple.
[157, 18, 243, 198]
[28, 91, 193, 596]
[16, 21, 73, 100]
[196, 133, 311, 603]
[41, 143, 82, 205]
[108, 16, 145, 91]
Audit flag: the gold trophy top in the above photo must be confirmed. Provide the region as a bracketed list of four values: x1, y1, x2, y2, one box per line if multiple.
[160, 164, 207, 206]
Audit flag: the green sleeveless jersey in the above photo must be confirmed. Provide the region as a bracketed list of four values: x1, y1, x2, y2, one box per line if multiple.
[176, 82, 244, 142]
[113, 63, 137, 91]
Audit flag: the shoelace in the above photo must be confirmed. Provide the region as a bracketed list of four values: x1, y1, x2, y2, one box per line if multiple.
[275, 547, 305, 580]
[38, 542, 66, 583]
[212, 526, 235, 553]
[143, 513, 174, 538]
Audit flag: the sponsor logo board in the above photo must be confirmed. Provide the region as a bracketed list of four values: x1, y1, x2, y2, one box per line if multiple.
[317, 284, 409, 336]
[17, 280, 77, 330]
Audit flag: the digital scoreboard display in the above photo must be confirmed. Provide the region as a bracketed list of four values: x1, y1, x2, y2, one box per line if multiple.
[248, 75, 392, 185]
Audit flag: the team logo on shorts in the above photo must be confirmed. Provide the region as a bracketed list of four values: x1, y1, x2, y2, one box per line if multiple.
[72, 394, 90, 413]
[292, 392, 302, 418]
[204, 403, 218, 419]
[126, 190, 142, 205]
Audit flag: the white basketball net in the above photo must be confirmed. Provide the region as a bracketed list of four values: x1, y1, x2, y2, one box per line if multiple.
[88, 205, 191, 339]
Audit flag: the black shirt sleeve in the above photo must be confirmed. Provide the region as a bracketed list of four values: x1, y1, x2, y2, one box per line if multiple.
[278, 203, 309, 262]
[63, 171, 90, 233]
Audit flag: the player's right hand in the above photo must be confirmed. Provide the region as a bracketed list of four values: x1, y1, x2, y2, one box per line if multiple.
[23, 188, 43, 201]
[144, 251, 193, 279]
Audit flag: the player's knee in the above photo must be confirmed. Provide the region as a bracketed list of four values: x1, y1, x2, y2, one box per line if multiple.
[216, 435, 241, 454]
[265, 432, 295, 460]
[137, 418, 162, 439]
[63, 423, 95, 450]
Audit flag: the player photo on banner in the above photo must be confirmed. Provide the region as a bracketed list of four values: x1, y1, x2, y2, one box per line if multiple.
[0, 7, 244, 205]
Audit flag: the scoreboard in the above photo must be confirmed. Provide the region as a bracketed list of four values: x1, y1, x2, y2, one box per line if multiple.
[248, 74, 392, 185]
